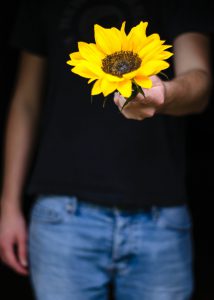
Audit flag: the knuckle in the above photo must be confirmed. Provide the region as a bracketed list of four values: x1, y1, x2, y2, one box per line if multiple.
[0, 242, 6, 251]
[156, 97, 164, 106]
[3, 251, 11, 261]
[0, 248, 5, 258]
[123, 113, 131, 119]
[3, 257, 11, 266]
[0, 257, 7, 265]
[19, 236, 27, 243]
[144, 111, 154, 118]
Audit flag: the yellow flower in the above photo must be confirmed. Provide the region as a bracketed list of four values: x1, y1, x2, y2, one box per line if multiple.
[67, 21, 173, 99]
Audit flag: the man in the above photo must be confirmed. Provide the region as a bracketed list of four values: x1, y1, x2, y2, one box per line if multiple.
[0, 0, 212, 299]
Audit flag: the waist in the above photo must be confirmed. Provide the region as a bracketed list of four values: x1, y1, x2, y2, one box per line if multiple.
[75, 194, 153, 212]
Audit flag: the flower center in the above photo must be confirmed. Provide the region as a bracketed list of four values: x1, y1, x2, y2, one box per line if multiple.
[101, 51, 142, 77]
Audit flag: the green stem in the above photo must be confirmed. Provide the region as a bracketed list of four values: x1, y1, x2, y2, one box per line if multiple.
[120, 80, 145, 111]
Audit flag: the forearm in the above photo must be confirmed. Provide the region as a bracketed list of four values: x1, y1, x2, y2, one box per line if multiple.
[160, 69, 212, 116]
[0, 99, 40, 211]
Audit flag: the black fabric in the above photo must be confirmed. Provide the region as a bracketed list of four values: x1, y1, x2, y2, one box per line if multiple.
[159, 0, 213, 42]
[10, 0, 212, 209]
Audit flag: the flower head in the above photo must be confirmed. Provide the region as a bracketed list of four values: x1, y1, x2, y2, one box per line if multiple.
[67, 21, 173, 99]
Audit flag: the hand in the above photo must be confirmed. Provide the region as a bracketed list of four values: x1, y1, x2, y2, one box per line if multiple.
[113, 75, 166, 121]
[0, 204, 29, 276]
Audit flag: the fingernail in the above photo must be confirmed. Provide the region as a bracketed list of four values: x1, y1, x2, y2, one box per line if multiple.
[114, 92, 118, 99]
[21, 259, 28, 266]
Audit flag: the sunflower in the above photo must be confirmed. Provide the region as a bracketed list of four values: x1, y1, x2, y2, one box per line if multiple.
[67, 21, 173, 102]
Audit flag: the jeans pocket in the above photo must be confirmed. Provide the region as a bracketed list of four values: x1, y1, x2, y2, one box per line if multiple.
[30, 194, 75, 224]
[155, 204, 193, 231]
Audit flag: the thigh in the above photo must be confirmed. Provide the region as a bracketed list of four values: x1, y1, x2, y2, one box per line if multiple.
[27, 194, 112, 300]
[115, 204, 195, 300]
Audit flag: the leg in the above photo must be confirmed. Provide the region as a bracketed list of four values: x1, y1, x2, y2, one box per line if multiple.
[114, 204, 194, 300]
[27, 194, 113, 300]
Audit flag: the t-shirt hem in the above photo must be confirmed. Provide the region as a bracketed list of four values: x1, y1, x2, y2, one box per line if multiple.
[25, 182, 188, 210]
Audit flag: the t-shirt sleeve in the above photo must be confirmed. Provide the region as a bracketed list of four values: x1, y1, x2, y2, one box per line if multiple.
[160, 0, 214, 41]
[10, 0, 47, 56]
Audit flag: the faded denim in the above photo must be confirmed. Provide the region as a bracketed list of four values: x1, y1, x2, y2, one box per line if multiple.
[27, 194, 194, 300]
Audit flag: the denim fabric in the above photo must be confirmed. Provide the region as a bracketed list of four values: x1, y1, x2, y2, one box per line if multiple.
[27, 194, 194, 300]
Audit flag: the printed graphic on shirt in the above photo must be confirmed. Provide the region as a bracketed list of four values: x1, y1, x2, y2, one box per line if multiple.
[58, 0, 148, 52]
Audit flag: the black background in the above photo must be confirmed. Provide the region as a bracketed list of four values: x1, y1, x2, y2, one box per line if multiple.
[0, 1, 213, 299]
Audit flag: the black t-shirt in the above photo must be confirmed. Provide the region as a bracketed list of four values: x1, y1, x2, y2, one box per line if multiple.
[10, 0, 212, 209]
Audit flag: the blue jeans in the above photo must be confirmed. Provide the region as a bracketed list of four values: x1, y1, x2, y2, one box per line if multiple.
[27, 194, 194, 300]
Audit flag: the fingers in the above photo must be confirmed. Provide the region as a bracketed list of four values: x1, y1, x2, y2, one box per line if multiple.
[113, 91, 155, 120]
[0, 239, 29, 276]
[17, 234, 28, 269]
[114, 92, 149, 111]
[114, 91, 150, 108]
[113, 92, 126, 109]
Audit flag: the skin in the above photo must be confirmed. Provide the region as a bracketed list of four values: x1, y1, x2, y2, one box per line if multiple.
[0, 53, 46, 275]
[114, 32, 212, 119]
[0, 32, 212, 276]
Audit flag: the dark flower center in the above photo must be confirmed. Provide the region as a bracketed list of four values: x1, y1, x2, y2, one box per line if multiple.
[102, 51, 142, 77]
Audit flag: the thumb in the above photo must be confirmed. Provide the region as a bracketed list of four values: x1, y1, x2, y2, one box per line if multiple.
[114, 92, 127, 108]
[113, 92, 120, 106]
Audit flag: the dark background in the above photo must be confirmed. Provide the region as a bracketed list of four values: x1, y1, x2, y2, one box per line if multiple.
[0, 1, 213, 299]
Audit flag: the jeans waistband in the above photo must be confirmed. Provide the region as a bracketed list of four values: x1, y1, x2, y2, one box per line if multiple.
[77, 197, 153, 213]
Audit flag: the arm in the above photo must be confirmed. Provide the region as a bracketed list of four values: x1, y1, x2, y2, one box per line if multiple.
[160, 32, 212, 115]
[0, 51, 46, 275]
[114, 32, 212, 120]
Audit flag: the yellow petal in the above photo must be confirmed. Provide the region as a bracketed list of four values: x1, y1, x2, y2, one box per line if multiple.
[154, 51, 174, 60]
[120, 21, 129, 51]
[122, 69, 139, 80]
[67, 60, 74, 66]
[142, 45, 173, 64]
[91, 79, 102, 95]
[94, 24, 122, 55]
[111, 27, 122, 46]
[117, 80, 132, 98]
[138, 33, 162, 52]
[101, 78, 118, 96]
[78, 42, 104, 65]
[72, 61, 103, 79]
[134, 76, 153, 89]
[70, 51, 83, 60]
[138, 38, 163, 59]
[67, 52, 84, 66]
[140, 60, 170, 76]
[72, 65, 96, 79]
[127, 21, 148, 52]
[161, 44, 173, 51]
[104, 73, 124, 82]
[88, 78, 97, 84]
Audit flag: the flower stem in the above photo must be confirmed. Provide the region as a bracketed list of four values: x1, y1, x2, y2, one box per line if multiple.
[120, 80, 145, 111]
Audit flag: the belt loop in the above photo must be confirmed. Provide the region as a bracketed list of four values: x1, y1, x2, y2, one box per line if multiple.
[65, 195, 78, 214]
[151, 205, 160, 221]
[113, 205, 120, 217]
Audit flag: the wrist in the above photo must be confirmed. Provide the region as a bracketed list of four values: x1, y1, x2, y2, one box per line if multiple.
[0, 196, 22, 213]
[157, 80, 175, 114]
